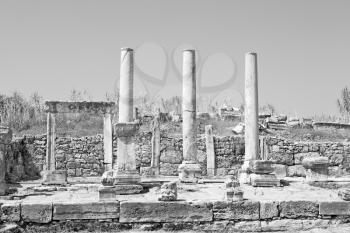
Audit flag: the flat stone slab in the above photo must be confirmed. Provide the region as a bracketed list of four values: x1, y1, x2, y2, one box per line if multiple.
[213, 201, 260, 220]
[279, 201, 319, 218]
[53, 201, 120, 220]
[42, 170, 67, 185]
[319, 201, 350, 215]
[21, 202, 52, 223]
[250, 173, 280, 187]
[119, 201, 213, 222]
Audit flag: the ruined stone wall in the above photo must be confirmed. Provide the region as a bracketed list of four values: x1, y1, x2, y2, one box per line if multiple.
[5, 133, 350, 179]
[264, 136, 350, 177]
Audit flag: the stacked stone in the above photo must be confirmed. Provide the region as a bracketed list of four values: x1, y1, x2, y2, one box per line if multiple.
[0, 126, 12, 195]
[338, 188, 350, 201]
[249, 160, 280, 187]
[224, 175, 243, 201]
[158, 181, 177, 201]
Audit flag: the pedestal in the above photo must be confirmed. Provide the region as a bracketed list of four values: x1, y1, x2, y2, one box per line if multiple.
[178, 161, 202, 183]
[250, 173, 280, 187]
[42, 170, 67, 185]
[302, 157, 329, 181]
[101, 170, 142, 195]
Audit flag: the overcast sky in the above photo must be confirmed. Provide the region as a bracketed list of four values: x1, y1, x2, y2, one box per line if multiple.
[0, 0, 349, 117]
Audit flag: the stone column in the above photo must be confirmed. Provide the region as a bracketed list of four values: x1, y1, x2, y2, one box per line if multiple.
[244, 52, 259, 162]
[178, 50, 201, 182]
[46, 112, 56, 171]
[100, 48, 142, 195]
[0, 126, 12, 196]
[151, 110, 161, 176]
[205, 125, 215, 176]
[103, 111, 113, 171]
[42, 112, 67, 185]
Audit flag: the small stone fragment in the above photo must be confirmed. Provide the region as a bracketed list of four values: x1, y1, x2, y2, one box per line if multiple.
[158, 181, 177, 201]
[338, 188, 350, 201]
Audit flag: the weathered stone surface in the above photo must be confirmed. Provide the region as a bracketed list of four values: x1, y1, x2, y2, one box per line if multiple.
[115, 184, 143, 195]
[279, 201, 318, 218]
[338, 188, 350, 201]
[225, 188, 244, 202]
[272, 164, 287, 178]
[21, 202, 52, 223]
[114, 122, 140, 137]
[261, 219, 303, 232]
[98, 186, 116, 201]
[249, 160, 274, 174]
[53, 201, 120, 220]
[213, 201, 259, 220]
[294, 152, 320, 165]
[120, 201, 213, 222]
[250, 173, 280, 187]
[231, 221, 261, 232]
[0, 202, 21, 222]
[319, 201, 350, 215]
[267, 152, 294, 165]
[42, 170, 67, 185]
[302, 156, 329, 169]
[45, 101, 115, 114]
[287, 165, 306, 177]
[301, 219, 332, 230]
[260, 201, 279, 219]
[158, 181, 177, 201]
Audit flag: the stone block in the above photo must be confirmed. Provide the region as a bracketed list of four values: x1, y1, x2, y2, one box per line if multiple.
[294, 152, 320, 165]
[250, 173, 280, 187]
[114, 184, 143, 195]
[267, 152, 294, 165]
[114, 122, 139, 137]
[231, 221, 261, 232]
[260, 201, 279, 219]
[98, 186, 116, 201]
[338, 188, 350, 201]
[261, 219, 303, 232]
[21, 202, 52, 223]
[120, 201, 212, 222]
[213, 201, 259, 220]
[287, 165, 306, 177]
[272, 164, 287, 178]
[249, 160, 274, 174]
[158, 181, 177, 201]
[225, 188, 244, 202]
[53, 201, 120, 220]
[279, 201, 318, 218]
[42, 170, 67, 185]
[178, 161, 202, 183]
[319, 201, 350, 215]
[302, 156, 329, 169]
[0, 202, 21, 222]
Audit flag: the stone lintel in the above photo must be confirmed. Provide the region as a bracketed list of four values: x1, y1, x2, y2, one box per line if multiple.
[45, 101, 115, 114]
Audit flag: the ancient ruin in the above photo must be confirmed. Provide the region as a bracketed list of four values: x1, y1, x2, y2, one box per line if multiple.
[1, 49, 350, 233]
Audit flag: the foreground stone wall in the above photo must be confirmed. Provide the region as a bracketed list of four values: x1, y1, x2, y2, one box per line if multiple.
[5, 133, 350, 180]
[1, 199, 350, 232]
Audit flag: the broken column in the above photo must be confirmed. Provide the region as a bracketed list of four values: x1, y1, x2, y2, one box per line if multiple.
[0, 126, 12, 195]
[100, 48, 142, 197]
[205, 125, 215, 176]
[151, 109, 161, 176]
[42, 112, 67, 185]
[239, 52, 279, 186]
[178, 49, 201, 182]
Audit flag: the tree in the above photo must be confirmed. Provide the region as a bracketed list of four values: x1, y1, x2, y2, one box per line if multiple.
[337, 87, 350, 118]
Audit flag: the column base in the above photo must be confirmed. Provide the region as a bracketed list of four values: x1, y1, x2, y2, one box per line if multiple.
[0, 181, 8, 196]
[42, 170, 68, 185]
[178, 161, 202, 183]
[250, 173, 280, 187]
[101, 170, 141, 186]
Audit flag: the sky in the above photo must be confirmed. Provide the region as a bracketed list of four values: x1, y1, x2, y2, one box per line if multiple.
[0, 0, 349, 117]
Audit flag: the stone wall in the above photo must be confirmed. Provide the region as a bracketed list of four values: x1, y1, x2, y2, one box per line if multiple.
[264, 136, 350, 177]
[5, 133, 350, 180]
[2, 199, 350, 232]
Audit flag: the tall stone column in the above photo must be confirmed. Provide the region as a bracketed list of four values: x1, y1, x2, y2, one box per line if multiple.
[100, 48, 142, 199]
[0, 126, 12, 196]
[244, 52, 259, 162]
[151, 109, 161, 176]
[178, 49, 201, 182]
[239, 52, 279, 187]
